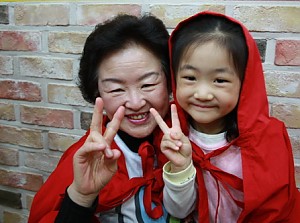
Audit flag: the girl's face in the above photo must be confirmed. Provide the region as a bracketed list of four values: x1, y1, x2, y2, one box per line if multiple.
[176, 41, 241, 134]
[98, 44, 169, 138]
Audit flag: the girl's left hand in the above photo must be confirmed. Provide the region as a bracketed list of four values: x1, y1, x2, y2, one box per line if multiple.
[150, 104, 192, 173]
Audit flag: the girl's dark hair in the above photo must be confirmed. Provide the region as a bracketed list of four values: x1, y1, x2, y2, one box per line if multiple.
[78, 14, 170, 104]
[172, 14, 248, 142]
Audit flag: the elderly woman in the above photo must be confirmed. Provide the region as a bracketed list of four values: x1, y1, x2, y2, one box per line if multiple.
[28, 14, 172, 223]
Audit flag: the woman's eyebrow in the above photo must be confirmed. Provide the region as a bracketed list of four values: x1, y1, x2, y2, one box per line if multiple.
[100, 78, 124, 84]
[101, 72, 160, 84]
[137, 72, 160, 81]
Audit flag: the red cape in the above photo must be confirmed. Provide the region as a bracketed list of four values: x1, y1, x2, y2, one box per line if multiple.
[28, 117, 169, 223]
[169, 11, 300, 222]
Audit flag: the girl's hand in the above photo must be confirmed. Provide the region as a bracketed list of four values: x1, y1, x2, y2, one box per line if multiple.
[68, 97, 125, 207]
[150, 104, 192, 173]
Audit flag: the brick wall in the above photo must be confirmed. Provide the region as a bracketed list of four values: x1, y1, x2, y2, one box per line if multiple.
[0, 1, 299, 222]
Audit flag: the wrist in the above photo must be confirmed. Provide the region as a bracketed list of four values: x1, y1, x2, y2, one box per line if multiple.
[67, 183, 98, 208]
[170, 158, 192, 173]
[163, 161, 196, 185]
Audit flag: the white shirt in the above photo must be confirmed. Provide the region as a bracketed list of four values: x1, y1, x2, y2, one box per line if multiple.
[163, 126, 244, 222]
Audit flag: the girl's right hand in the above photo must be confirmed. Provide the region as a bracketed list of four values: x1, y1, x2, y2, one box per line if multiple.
[68, 97, 125, 207]
[150, 104, 192, 173]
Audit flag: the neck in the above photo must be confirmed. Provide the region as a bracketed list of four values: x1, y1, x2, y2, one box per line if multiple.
[117, 130, 153, 153]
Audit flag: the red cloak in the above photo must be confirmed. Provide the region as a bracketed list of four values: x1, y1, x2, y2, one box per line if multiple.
[169, 11, 300, 222]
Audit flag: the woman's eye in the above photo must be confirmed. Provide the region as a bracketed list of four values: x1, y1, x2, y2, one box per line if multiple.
[142, 84, 155, 88]
[109, 88, 123, 93]
[183, 76, 196, 81]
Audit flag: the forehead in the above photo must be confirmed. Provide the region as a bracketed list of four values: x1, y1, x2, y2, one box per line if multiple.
[183, 41, 229, 60]
[98, 45, 163, 84]
[98, 45, 162, 82]
[179, 41, 234, 69]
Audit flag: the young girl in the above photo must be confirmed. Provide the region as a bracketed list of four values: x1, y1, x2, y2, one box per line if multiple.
[150, 11, 300, 222]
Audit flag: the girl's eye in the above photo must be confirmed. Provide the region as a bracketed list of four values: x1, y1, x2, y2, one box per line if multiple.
[214, 78, 228, 83]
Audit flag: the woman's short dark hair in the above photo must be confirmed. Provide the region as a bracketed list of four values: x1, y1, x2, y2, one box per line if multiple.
[172, 14, 248, 142]
[78, 14, 170, 104]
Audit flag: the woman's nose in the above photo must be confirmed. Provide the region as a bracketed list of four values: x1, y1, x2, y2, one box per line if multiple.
[125, 90, 146, 110]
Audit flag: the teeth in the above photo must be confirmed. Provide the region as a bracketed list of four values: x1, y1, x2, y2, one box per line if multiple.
[128, 113, 146, 120]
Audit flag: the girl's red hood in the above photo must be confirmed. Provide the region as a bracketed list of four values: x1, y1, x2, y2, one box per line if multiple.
[169, 11, 270, 135]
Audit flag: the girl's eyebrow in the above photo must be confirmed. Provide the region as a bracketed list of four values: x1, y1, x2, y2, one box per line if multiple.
[180, 64, 234, 75]
[215, 67, 233, 74]
[179, 64, 198, 72]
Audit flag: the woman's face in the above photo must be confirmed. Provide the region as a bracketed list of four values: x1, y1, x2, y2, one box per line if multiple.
[98, 44, 169, 138]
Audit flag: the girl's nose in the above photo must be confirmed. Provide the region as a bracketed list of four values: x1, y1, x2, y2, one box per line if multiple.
[194, 85, 214, 101]
[125, 90, 146, 110]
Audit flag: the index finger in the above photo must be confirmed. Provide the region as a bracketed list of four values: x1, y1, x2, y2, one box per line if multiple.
[90, 97, 104, 134]
[150, 108, 170, 134]
[171, 104, 181, 130]
[103, 106, 125, 146]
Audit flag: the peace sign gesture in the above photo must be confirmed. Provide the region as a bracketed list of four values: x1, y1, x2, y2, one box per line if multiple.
[68, 97, 125, 207]
[150, 104, 192, 173]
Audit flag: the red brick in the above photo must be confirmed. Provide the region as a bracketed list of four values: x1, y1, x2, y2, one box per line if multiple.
[296, 164, 300, 188]
[15, 4, 69, 26]
[0, 147, 19, 166]
[24, 153, 60, 173]
[150, 5, 225, 28]
[3, 211, 26, 223]
[0, 125, 43, 148]
[265, 70, 300, 98]
[0, 31, 41, 51]
[77, 4, 141, 25]
[233, 6, 300, 32]
[19, 56, 73, 80]
[275, 40, 300, 66]
[20, 105, 74, 129]
[0, 102, 15, 121]
[48, 132, 81, 152]
[0, 55, 13, 74]
[48, 31, 88, 54]
[0, 80, 41, 101]
[0, 169, 43, 191]
[271, 103, 300, 128]
[288, 131, 300, 159]
[48, 84, 89, 106]
[26, 194, 34, 210]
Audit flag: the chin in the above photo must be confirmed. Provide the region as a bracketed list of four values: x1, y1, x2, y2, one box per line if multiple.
[131, 130, 152, 138]
[131, 127, 154, 138]
[123, 122, 156, 138]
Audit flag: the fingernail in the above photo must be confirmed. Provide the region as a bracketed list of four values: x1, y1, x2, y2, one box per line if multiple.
[105, 148, 113, 157]
[176, 141, 182, 147]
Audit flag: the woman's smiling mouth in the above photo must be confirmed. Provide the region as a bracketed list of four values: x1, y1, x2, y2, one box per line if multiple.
[126, 112, 149, 123]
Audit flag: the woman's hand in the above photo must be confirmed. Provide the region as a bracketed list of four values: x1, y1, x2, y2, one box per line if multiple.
[150, 104, 192, 173]
[68, 97, 125, 207]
